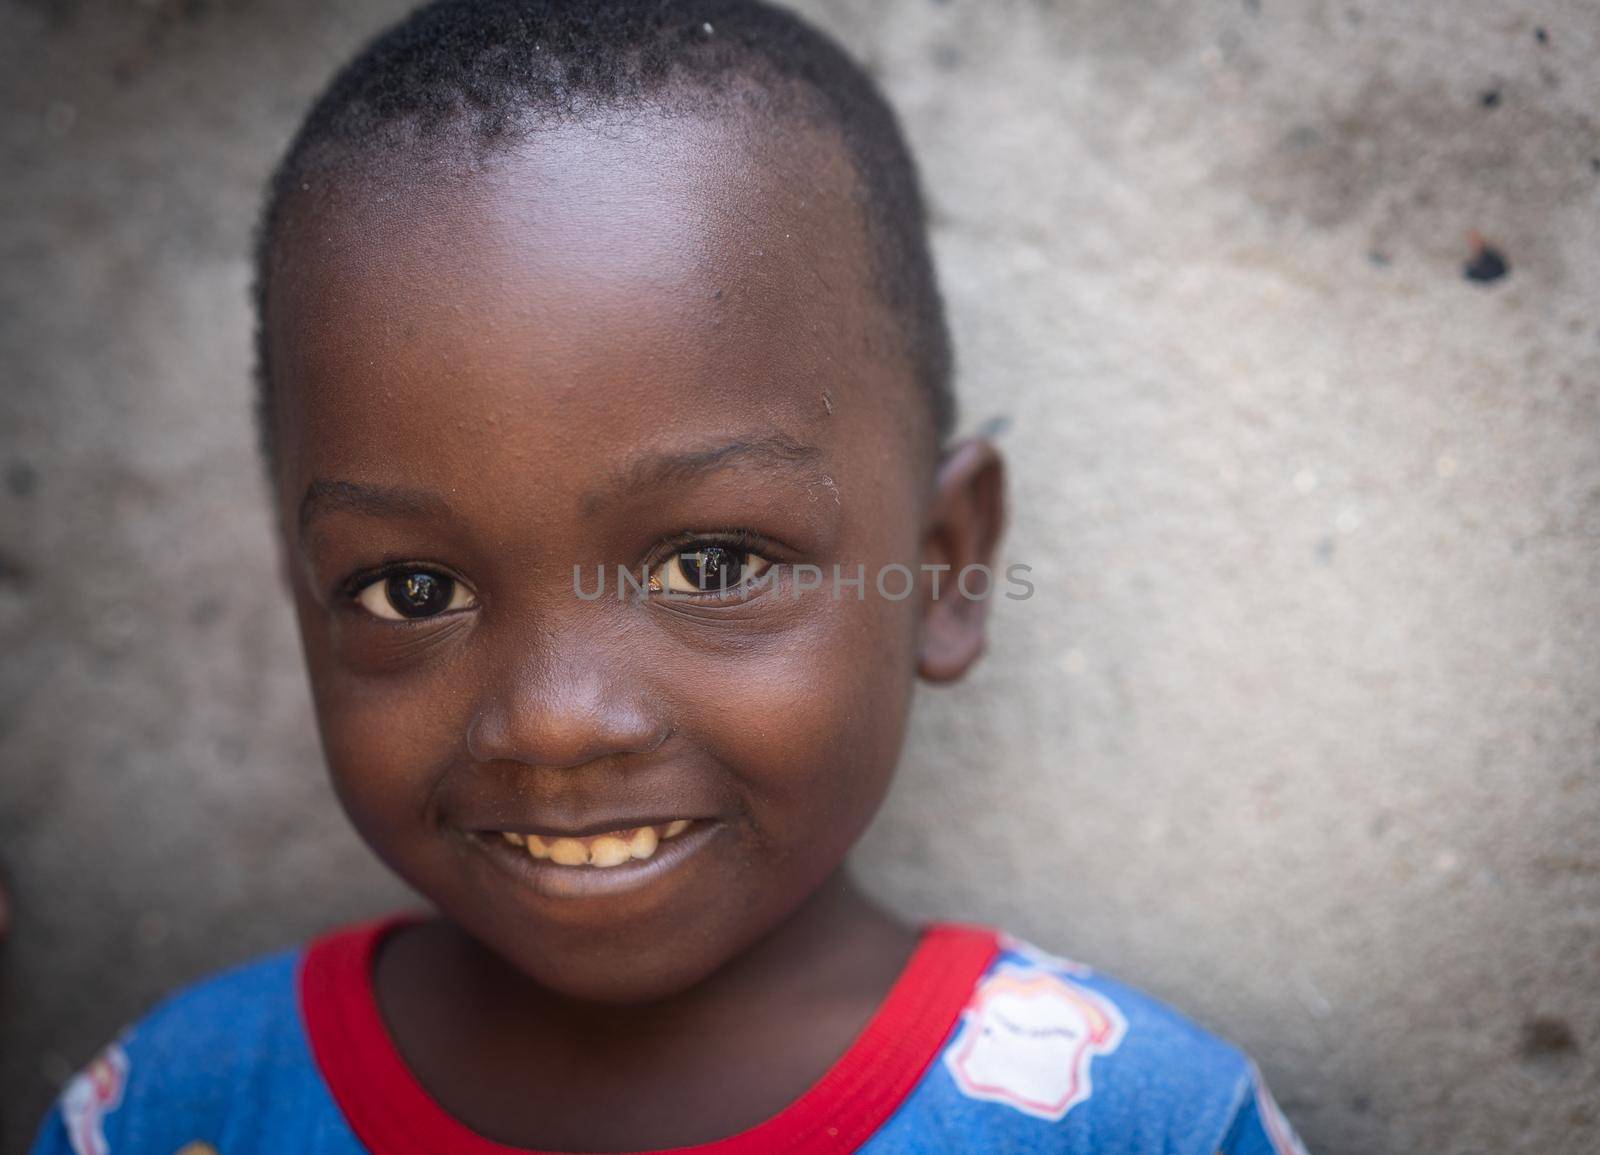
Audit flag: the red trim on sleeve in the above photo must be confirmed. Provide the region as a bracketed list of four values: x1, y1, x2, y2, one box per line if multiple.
[297, 913, 999, 1155]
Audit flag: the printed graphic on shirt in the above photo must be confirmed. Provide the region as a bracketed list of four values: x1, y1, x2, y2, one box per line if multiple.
[59, 1041, 129, 1155]
[943, 964, 1127, 1122]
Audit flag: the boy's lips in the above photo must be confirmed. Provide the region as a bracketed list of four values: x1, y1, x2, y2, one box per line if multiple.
[463, 817, 722, 901]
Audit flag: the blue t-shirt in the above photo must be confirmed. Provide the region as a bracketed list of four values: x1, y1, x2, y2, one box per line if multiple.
[30, 916, 1311, 1155]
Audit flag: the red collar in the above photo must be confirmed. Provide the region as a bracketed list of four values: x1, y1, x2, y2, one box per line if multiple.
[297, 913, 999, 1155]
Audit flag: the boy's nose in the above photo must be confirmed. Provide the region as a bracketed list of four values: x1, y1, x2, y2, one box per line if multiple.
[465, 647, 669, 770]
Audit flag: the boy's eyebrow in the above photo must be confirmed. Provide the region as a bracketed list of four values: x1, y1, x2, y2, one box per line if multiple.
[582, 434, 827, 513]
[297, 479, 453, 543]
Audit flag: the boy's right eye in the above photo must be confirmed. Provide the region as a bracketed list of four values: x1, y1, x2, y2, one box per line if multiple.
[351, 569, 478, 621]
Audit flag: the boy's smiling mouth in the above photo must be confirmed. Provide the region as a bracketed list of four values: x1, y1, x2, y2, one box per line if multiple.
[464, 817, 722, 901]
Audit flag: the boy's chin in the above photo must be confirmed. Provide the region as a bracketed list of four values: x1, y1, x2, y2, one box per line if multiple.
[465, 909, 759, 1006]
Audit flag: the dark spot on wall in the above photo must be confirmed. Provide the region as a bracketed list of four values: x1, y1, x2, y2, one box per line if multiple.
[1284, 124, 1319, 150]
[0, 551, 31, 590]
[189, 596, 223, 628]
[5, 462, 36, 498]
[932, 43, 962, 71]
[1534, 27, 1548, 45]
[1240, 71, 1595, 258]
[1314, 536, 1335, 563]
[1590, 158, 1600, 174]
[1368, 250, 1390, 267]
[1464, 244, 1508, 283]
[1519, 1016, 1579, 1068]
[1349, 1092, 1372, 1113]
[1479, 88, 1500, 109]
[1244, 0, 1260, 13]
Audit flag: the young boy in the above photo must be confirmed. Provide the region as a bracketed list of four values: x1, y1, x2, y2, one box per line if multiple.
[31, 2, 1312, 1152]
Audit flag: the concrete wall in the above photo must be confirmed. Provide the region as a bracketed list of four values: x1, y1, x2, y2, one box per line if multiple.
[2, 1, 1596, 1152]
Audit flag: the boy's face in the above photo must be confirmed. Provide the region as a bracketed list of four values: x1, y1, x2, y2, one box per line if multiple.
[269, 110, 1000, 1002]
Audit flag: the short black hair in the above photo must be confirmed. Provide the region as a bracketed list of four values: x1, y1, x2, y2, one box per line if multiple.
[251, 0, 956, 482]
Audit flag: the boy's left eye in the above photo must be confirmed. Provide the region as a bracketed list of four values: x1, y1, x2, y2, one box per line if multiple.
[647, 545, 773, 596]
[353, 569, 477, 621]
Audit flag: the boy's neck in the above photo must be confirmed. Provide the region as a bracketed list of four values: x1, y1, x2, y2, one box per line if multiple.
[371, 867, 921, 1148]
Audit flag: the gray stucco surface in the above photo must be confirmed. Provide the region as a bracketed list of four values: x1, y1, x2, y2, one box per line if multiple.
[1, 1, 1596, 1152]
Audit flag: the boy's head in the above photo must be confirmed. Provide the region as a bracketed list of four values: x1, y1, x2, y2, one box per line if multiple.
[254, 0, 956, 478]
[256, 0, 1004, 1003]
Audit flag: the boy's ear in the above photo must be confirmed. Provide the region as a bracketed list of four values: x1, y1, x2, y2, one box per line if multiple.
[917, 437, 1006, 683]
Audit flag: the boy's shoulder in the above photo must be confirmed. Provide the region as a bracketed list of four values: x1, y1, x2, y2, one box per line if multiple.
[29, 918, 1311, 1155]
[29, 942, 353, 1155]
[979, 931, 1257, 1091]
[871, 925, 1311, 1155]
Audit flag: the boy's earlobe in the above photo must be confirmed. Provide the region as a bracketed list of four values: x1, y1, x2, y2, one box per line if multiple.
[917, 436, 1006, 684]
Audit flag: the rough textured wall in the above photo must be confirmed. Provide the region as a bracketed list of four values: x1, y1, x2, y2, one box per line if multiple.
[1, 1, 1596, 1152]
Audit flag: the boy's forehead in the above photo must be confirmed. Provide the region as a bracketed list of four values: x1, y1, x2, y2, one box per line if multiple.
[268, 110, 922, 498]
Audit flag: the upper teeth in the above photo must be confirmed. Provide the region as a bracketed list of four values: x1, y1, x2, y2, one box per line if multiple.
[500, 820, 693, 867]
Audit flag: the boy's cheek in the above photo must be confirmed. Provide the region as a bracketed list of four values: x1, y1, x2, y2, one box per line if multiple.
[684, 598, 919, 824]
[312, 692, 455, 864]
[292, 616, 464, 846]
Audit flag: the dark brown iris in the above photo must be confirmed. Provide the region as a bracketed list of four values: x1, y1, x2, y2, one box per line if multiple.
[677, 547, 745, 592]
[388, 571, 453, 618]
